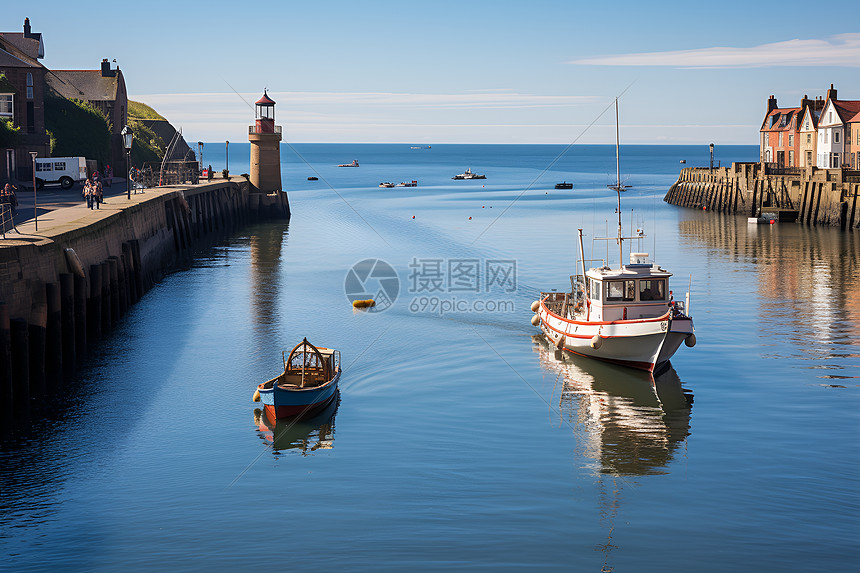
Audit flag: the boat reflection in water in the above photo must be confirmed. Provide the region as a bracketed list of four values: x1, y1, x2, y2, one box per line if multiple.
[534, 334, 694, 570]
[534, 334, 693, 476]
[253, 391, 339, 455]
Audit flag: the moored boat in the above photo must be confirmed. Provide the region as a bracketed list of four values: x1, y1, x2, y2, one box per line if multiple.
[338, 160, 359, 167]
[307, 176, 318, 181]
[555, 181, 573, 189]
[254, 338, 341, 422]
[531, 100, 696, 372]
[452, 167, 486, 180]
[397, 180, 418, 187]
[379, 182, 395, 188]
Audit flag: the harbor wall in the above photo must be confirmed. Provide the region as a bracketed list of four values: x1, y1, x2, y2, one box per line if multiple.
[664, 164, 860, 230]
[0, 180, 289, 424]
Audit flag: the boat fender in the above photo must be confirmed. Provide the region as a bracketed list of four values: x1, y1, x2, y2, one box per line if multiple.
[530, 300, 540, 312]
[252, 389, 261, 402]
[685, 333, 697, 348]
[590, 334, 603, 349]
[530, 314, 541, 326]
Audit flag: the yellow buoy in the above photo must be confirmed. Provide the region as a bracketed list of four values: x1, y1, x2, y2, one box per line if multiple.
[252, 389, 261, 402]
[352, 299, 376, 308]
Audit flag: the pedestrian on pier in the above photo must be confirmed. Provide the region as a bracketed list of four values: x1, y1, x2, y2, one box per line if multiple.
[104, 165, 113, 187]
[94, 178, 103, 209]
[83, 178, 94, 209]
[2, 183, 18, 216]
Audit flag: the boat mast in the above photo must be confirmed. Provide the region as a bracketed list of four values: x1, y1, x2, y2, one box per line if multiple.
[614, 98, 623, 269]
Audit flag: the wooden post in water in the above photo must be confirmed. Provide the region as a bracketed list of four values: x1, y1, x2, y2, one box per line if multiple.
[45, 281, 63, 387]
[60, 273, 76, 373]
[0, 303, 13, 423]
[74, 274, 88, 358]
[28, 280, 47, 398]
[88, 264, 102, 341]
[10, 318, 29, 413]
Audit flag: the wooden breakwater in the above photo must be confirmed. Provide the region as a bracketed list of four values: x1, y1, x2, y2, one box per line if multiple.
[664, 163, 860, 229]
[0, 180, 289, 427]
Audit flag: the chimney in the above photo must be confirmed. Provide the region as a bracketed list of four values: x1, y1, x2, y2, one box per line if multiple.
[100, 58, 116, 77]
[826, 83, 837, 101]
[767, 95, 778, 114]
[23, 17, 31, 38]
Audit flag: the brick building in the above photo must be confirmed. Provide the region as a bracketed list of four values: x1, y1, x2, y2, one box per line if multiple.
[0, 17, 50, 182]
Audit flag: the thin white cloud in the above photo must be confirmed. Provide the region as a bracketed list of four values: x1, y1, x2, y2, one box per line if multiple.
[570, 33, 860, 68]
[138, 90, 598, 110]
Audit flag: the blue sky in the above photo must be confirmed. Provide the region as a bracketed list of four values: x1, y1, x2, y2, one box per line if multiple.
[14, 1, 860, 143]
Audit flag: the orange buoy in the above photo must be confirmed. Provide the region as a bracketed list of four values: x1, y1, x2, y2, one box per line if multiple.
[468, 216, 472, 220]
[412, 215, 415, 219]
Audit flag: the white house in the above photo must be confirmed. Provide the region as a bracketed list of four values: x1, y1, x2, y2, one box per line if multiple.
[816, 85, 860, 169]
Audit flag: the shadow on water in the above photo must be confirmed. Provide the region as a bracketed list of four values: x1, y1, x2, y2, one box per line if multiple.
[253, 391, 339, 455]
[249, 221, 290, 335]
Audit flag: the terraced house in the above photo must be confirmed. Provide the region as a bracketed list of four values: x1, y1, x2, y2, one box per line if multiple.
[815, 85, 860, 169]
[0, 17, 50, 181]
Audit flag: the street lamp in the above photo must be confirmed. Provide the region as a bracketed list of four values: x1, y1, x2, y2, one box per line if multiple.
[225, 140, 229, 179]
[29, 151, 38, 231]
[122, 125, 133, 199]
[709, 143, 715, 171]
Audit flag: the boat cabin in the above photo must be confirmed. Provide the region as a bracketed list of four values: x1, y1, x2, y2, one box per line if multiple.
[574, 253, 672, 322]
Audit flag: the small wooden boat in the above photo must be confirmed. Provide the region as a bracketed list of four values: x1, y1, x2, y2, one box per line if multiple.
[254, 338, 341, 421]
[555, 181, 573, 189]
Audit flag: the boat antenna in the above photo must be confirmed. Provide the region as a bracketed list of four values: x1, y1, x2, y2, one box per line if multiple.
[608, 98, 631, 269]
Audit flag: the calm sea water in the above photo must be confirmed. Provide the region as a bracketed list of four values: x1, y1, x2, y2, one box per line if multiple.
[2, 144, 858, 571]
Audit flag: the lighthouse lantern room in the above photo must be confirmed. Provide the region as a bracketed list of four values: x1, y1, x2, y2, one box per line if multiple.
[255, 90, 277, 134]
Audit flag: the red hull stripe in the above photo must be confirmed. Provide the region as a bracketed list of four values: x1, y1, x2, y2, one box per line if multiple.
[264, 395, 335, 420]
[540, 299, 670, 326]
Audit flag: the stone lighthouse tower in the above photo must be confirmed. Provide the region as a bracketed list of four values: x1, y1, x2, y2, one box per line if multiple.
[248, 90, 282, 193]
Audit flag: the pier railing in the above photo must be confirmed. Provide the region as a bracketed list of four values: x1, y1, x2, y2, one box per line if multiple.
[249, 125, 282, 135]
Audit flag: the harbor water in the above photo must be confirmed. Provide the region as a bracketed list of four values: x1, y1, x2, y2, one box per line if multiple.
[2, 144, 858, 570]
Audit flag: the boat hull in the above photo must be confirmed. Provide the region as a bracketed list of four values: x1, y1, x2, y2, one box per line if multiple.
[539, 302, 691, 372]
[258, 371, 340, 422]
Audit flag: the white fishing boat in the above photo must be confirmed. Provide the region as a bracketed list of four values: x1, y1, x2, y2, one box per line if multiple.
[531, 100, 696, 372]
[452, 167, 486, 180]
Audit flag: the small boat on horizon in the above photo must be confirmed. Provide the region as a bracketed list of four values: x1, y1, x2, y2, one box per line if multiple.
[397, 180, 418, 187]
[253, 338, 341, 422]
[410, 145, 431, 149]
[555, 181, 573, 189]
[452, 168, 486, 180]
[379, 182, 396, 188]
[307, 176, 318, 181]
[338, 160, 359, 167]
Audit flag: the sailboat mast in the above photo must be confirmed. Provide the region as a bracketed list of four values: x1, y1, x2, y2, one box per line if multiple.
[615, 98, 623, 269]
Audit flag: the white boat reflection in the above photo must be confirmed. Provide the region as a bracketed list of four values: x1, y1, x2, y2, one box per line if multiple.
[253, 391, 339, 455]
[533, 335, 693, 476]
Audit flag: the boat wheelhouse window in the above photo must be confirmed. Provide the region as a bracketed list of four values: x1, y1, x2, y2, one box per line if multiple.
[639, 279, 665, 301]
[589, 279, 601, 300]
[606, 280, 635, 302]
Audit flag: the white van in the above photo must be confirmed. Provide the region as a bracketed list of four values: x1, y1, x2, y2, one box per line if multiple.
[34, 157, 88, 189]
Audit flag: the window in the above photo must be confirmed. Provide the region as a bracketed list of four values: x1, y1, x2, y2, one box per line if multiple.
[789, 133, 793, 146]
[789, 150, 794, 166]
[590, 279, 601, 300]
[778, 132, 783, 146]
[832, 153, 840, 168]
[36, 162, 51, 172]
[0, 94, 12, 117]
[807, 151, 812, 166]
[807, 134, 811, 144]
[26, 73, 33, 100]
[834, 130, 840, 144]
[606, 280, 635, 302]
[819, 131, 823, 142]
[639, 279, 666, 301]
[825, 131, 828, 144]
[53, 162, 65, 171]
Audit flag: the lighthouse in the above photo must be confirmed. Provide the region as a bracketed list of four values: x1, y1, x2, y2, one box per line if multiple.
[248, 90, 282, 193]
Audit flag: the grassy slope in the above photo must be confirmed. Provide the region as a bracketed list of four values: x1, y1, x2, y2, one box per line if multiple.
[44, 96, 111, 166]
